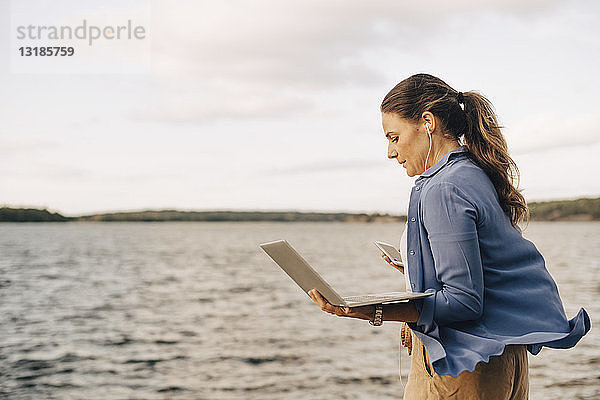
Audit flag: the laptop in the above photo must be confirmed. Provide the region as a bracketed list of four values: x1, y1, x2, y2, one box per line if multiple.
[259, 240, 432, 307]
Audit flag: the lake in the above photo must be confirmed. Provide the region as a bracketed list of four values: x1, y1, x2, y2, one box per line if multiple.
[0, 222, 598, 399]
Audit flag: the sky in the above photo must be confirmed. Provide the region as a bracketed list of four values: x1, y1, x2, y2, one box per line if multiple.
[1, 0, 599, 216]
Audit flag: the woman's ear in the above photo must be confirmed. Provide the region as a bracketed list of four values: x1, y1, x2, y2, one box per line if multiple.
[421, 111, 435, 132]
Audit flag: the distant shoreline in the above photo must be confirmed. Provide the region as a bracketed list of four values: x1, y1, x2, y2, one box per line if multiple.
[0, 208, 405, 223]
[1, 197, 599, 222]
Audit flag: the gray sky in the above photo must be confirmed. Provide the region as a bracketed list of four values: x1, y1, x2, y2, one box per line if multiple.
[1, 0, 599, 216]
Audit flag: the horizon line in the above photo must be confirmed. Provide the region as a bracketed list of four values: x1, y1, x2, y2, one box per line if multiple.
[2, 194, 600, 218]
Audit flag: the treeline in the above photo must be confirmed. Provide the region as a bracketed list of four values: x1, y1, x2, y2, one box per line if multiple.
[528, 197, 600, 221]
[0, 207, 69, 222]
[0, 207, 404, 223]
[1, 197, 599, 222]
[75, 210, 404, 223]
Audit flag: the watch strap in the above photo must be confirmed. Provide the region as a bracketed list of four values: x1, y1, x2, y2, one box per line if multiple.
[369, 304, 384, 326]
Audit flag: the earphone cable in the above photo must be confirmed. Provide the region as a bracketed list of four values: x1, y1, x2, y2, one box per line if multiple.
[424, 125, 432, 172]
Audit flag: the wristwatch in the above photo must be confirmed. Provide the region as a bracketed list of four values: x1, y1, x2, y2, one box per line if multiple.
[369, 304, 384, 326]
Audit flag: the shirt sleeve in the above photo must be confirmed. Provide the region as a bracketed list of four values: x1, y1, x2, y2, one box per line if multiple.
[414, 182, 484, 334]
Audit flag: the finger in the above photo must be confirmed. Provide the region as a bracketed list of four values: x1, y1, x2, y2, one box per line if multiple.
[382, 255, 392, 264]
[312, 290, 330, 309]
[310, 288, 321, 301]
[317, 299, 336, 314]
[333, 306, 346, 316]
[313, 291, 344, 315]
[328, 304, 342, 314]
[309, 289, 323, 305]
[310, 289, 347, 316]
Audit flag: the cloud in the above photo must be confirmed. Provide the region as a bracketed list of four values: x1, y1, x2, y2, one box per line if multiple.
[0, 136, 59, 156]
[262, 158, 383, 176]
[504, 112, 600, 153]
[132, 0, 568, 123]
[130, 86, 316, 123]
[147, 0, 567, 85]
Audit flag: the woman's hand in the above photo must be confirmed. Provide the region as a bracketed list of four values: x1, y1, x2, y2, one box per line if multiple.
[308, 289, 374, 321]
[381, 253, 405, 274]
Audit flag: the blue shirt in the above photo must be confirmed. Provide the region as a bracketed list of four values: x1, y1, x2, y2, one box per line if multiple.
[405, 145, 591, 377]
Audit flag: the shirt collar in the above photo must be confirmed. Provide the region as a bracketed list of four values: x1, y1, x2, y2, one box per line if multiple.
[417, 145, 469, 180]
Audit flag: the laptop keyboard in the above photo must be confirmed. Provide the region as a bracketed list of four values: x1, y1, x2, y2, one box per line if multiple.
[342, 294, 404, 303]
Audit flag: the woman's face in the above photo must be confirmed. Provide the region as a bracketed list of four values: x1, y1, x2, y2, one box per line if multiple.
[382, 112, 430, 177]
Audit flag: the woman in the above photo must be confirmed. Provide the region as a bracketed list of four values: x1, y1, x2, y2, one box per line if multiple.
[308, 73, 590, 399]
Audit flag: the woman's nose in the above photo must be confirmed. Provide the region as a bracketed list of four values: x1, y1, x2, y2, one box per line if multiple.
[388, 146, 398, 159]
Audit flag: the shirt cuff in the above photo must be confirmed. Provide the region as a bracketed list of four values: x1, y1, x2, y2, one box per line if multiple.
[415, 288, 437, 333]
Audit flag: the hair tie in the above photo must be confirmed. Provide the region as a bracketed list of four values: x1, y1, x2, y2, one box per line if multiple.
[457, 92, 464, 104]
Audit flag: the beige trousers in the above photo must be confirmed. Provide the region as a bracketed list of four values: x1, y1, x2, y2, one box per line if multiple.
[403, 328, 529, 400]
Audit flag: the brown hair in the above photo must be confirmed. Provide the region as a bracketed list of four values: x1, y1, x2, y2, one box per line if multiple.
[381, 73, 529, 227]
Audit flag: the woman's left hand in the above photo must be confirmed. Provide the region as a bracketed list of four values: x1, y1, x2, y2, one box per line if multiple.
[308, 288, 374, 321]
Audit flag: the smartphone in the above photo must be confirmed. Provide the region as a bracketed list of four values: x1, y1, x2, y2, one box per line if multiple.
[374, 241, 403, 266]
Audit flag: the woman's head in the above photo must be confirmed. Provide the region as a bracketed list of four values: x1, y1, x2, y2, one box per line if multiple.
[381, 73, 529, 227]
[381, 74, 467, 143]
[382, 110, 458, 177]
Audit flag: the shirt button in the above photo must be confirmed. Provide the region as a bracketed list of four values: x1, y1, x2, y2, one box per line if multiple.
[410, 217, 416, 222]
[409, 250, 415, 255]
[415, 187, 421, 191]
[412, 283, 416, 289]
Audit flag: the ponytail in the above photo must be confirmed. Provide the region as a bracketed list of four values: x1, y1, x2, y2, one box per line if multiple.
[461, 92, 529, 227]
[381, 73, 529, 228]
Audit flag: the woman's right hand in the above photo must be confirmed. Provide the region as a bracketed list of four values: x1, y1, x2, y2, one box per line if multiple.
[381, 253, 405, 274]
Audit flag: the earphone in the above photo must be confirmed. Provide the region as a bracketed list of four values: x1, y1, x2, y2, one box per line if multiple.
[424, 122, 432, 172]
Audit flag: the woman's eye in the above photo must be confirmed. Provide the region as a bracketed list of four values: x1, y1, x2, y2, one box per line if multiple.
[392, 137, 399, 143]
